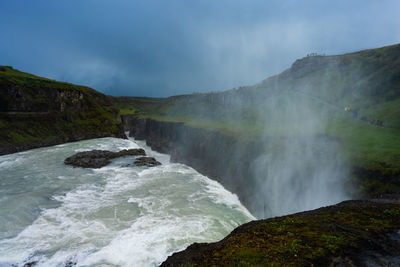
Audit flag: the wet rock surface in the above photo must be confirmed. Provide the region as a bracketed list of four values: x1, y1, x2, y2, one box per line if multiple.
[64, 149, 146, 168]
[134, 156, 162, 167]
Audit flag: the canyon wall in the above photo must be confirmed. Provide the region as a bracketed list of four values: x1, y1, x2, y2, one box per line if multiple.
[124, 115, 263, 215]
[124, 116, 353, 218]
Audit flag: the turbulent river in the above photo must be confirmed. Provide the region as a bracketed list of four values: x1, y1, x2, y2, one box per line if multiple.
[0, 137, 254, 267]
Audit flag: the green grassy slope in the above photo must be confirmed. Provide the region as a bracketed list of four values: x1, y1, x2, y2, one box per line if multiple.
[0, 66, 125, 154]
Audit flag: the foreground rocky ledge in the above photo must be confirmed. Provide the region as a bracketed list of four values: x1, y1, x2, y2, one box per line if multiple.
[161, 197, 400, 266]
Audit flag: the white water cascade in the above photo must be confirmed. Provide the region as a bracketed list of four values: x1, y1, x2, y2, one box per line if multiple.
[0, 137, 254, 267]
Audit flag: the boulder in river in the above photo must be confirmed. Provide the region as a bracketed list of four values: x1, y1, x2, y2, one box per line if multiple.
[64, 149, 146, 168]
[134, 157, 162, 167]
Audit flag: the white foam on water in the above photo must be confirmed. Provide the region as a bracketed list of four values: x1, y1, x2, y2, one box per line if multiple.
[72, 138, 141, 153]
[79, 214, 215, 267]
[0, 137, 254, 267]
[0, 157, 21, 169]
[132, 139, 171, 165]
[202, 176, 255, 220]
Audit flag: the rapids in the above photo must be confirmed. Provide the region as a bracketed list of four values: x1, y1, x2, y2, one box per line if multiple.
[0, 137, 254, 267]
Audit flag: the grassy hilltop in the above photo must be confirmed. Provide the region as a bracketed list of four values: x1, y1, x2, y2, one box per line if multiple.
[0, 66, 125, 154]
[116, 43, 400, 197]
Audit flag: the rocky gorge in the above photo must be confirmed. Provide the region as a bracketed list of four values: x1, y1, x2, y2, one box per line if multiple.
[123, 115, 266, 215]
[121, 115, 400, 266]
[122, 115, 396, 216]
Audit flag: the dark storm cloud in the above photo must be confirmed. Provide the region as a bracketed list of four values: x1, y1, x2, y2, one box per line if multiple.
[1, 0, 399, 96]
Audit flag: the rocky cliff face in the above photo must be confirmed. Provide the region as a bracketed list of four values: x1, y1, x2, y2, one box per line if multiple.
[122, 116, 400, 266]
[136, 118, 400, 265]
[1, 84, 84, 113]
[0, 66, 126, 155]
[124, 115, 263, 214]
[124, 116, 350, 218]
[123, 115, 400, 218]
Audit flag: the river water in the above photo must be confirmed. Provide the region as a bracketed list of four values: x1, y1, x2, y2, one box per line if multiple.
[0, 137, 254, 267]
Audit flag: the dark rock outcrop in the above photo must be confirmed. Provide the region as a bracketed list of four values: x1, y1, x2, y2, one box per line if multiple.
[134, 156, 161, 167]
[64, 149, 145, 168]
[161, 198, 400, 266]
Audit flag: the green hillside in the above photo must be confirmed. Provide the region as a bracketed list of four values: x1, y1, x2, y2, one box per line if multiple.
[0, 66, 125, 154]
[116, 43, 400, 196]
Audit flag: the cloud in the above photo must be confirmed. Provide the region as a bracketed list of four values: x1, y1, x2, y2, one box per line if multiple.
[0, 0, 399, 96]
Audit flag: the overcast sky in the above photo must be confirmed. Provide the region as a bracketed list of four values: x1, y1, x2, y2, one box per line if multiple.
[1, 0, 399, 97]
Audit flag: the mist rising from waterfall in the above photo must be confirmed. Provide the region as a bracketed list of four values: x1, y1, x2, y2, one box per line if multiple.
[248, 69, 351, 218]
[162, 58, 353, 219]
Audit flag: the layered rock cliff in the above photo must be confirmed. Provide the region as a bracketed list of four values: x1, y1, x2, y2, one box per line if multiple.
[0, 66, 126, 155]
